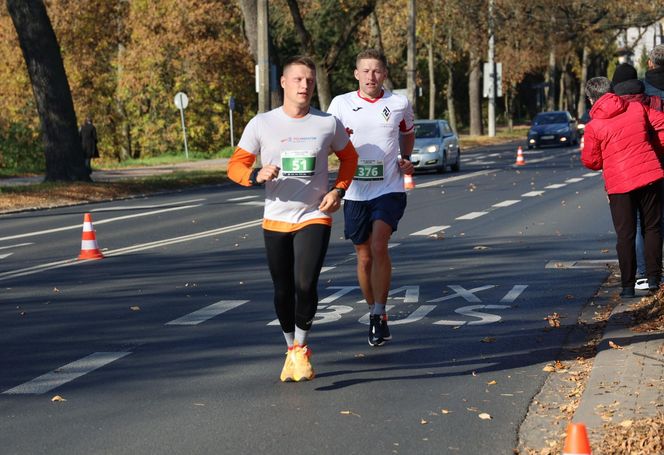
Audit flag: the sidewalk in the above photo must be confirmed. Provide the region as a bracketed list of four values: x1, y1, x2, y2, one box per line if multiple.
[0, 158, 230, 187]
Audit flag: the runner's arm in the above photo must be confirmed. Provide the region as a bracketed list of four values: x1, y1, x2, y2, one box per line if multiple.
[331, 141, 358, 190]
[227, 147, 258, 186]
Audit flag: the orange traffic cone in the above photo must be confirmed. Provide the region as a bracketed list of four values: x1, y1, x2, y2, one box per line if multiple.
[78, 213, 104, 260]
[562, 423, 591, 455]
[515, 146, 526, 166]
[404, 173, 415, 189]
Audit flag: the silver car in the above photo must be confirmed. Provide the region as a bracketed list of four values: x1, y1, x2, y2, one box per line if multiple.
[411, 120, 461, 173]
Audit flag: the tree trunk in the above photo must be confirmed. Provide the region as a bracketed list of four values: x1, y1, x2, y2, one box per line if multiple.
[545, 49, 556, 111]
[6, 0, 89, 181]
[446, 64, 457, 133]
[469, 51, 483, 136]
[577, 45, 589, 118]
[316, 62, 332, 111]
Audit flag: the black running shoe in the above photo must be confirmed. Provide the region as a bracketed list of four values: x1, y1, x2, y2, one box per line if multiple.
[368, 314, 385, 347]
[380, 314, 391, 341]
[620, 287, 635, 298]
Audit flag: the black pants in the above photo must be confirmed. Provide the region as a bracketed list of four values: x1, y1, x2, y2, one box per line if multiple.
[608, 180, 663, 287]
[263, 224, 331, 333]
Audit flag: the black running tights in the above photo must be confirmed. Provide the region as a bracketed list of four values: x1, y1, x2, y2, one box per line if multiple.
[263, 224, 331, 333]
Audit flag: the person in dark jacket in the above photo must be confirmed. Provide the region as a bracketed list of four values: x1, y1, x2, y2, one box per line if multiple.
[582, 77, 664, 297]
[611, 62, 664, 288]
[79, 117, 99, 174]
[644, 44, 664, 111]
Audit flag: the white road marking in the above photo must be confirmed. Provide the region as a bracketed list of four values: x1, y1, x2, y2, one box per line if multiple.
[416, 170, 498, 189]
[500, 285, 528, 302]
[90, 198, 205, 211]
[545, 183, 567, 189]
[228, 195, 259, 201]
[565, 178, 584, 183]
[434, 304, 511, 326]
[320, 266, 335, 273]
[427, 285, 496, 303]
[239, 201, 265, 207]
[521, 191, 545, 197]
[492, 200, 520, 207]
[0, 204, 202, 242]
[2, 352, 131, 395]
[583, 172, 601, 177]
[0, 219, 263, 282]
[166, 300, 248, 326]
[456, 211, 487, 220]
[0, 242, 33, 250]
[0, 253, 13, 260]
[410, 226, 450, 236]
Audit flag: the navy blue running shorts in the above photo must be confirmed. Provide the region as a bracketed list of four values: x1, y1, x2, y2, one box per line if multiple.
[343, 192, 407, 245]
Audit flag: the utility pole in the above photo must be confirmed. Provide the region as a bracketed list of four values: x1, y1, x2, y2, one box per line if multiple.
[257, 0, 270, 113]
[407, 0, 417, 116]
[487, 0, 496, 137]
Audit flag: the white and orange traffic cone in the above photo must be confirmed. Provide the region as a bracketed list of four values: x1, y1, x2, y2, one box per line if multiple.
[515, 146, 526, 166]
[404, 173, 415, 190]
[78, 213, 104, 260]
[562, 422, 591, 455]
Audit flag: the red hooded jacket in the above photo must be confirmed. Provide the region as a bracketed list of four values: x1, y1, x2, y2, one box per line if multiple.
[581, 93, 664, 194]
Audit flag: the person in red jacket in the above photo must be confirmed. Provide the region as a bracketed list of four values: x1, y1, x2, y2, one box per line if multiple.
[582, 76, 664, 297]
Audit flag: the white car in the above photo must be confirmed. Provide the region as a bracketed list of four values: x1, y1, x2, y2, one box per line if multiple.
[411, 120, 461, 173]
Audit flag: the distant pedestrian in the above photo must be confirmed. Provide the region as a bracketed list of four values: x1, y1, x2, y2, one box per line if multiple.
[644, 44, 664, 111]
[79, 117, 99, 174]
[582, 76, 664, 297]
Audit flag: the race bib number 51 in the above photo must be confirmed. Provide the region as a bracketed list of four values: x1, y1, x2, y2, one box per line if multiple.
[281, 150, 317, 177]
[354, 159, 384, 181]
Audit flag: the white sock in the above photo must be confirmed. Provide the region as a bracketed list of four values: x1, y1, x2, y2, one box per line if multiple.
[283, 331, 294, 348]
[372, 303, 386, 316]
[368, 303, 375, 315]
[294, 327, 308, 346]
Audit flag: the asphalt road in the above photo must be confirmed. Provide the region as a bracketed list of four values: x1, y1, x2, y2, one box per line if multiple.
[0, 143, 615, 454]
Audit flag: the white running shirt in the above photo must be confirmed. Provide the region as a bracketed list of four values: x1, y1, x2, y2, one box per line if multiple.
[237, 107, 349, 229]
[327, 89, 414, 201]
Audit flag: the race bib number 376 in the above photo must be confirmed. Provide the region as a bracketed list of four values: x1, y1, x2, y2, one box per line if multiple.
[354, 159, 384, 181]
[281, 150, 317, 177]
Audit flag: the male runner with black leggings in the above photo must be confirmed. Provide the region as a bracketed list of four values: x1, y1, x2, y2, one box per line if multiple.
[228, 56, 358, 381]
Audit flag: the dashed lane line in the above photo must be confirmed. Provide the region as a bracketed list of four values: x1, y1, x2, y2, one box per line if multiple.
[410, 226, 451, 236]
[165, 300, 249, 326]
[2, 352, 131, 395]
[521, 191, 545, 197]
[492, 200, 520, 208]
[415, 170, 499, 189]
[456, 211, 488, 220]
[545, 183, 567, 189]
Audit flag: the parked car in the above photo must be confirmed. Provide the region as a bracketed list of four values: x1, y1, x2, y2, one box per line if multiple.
[411, 119, 461, 173]
[527, 111, 579, 149]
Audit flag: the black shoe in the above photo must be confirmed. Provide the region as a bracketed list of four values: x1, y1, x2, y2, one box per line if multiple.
[648, 277, 661, 292]
[620, 287, 635, 297]
[368, 315, 385, 347]
[380, 314, 391, 341]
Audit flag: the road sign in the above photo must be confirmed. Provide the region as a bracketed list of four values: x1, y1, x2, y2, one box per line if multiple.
[174, 92, 189, 110]
[174, 92, 189, 158]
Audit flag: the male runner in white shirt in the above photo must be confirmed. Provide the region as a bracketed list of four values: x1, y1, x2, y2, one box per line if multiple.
[228, 56, 358, 381]
[328, 49, 415, 346]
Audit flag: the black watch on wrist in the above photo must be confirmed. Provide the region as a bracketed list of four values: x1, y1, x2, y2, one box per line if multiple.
[332, 187, 346, 198]
[249, 168, 263, 186]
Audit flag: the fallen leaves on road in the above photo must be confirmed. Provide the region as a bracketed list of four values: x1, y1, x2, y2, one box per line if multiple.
[478, 413, 492, 420]
[544, 313, 561, 327]
[487, 380, 497, 385]
[130, 306, 140, 311]
[598, 413, 664, 455]
[441, 409, 451, 414]
[480, 336, 496, 343]
[608, 340, 624, 350]
[473, 245, 489, 250]
[339, 410, 360, 417]
[420, 418, 428, 425]
[51, 395, 66, 402]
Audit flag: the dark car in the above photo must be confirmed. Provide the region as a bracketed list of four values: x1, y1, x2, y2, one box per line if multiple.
[411, 119, 461, 173]
[527, 111, 579, 149]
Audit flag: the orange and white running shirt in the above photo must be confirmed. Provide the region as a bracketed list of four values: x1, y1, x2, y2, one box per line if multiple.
[236, 107, 350, 232]
[327, 89, 414, 201]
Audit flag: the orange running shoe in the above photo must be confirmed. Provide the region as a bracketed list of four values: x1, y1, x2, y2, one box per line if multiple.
[291, 342, 315, 381]
[280, 347, 295, 382]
